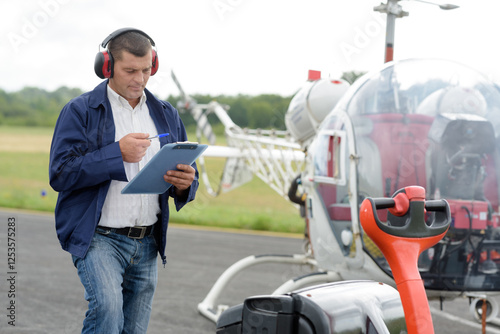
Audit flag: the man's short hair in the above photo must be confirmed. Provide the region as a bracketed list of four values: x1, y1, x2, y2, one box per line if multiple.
[108, 31, 152, 61]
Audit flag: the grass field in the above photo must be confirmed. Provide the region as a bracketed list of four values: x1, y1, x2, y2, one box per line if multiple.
[0, 126, 305, 234]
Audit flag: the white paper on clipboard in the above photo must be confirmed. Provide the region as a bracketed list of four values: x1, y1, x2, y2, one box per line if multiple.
[121, 142, 207, 194]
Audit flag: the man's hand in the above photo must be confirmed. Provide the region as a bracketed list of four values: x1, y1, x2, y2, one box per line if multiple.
[119, 133, 151, 163]
[164, 164, 196, 195]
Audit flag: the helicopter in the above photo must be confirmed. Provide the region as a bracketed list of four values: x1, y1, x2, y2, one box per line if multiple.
[176, 57, 500, 327]
[167, 2, 500, 328]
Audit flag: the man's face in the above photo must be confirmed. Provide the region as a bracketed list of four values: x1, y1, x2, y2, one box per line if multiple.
[108, 50, 152, 107]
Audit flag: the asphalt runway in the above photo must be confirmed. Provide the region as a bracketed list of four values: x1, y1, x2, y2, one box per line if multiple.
[0, 209, 499, 334]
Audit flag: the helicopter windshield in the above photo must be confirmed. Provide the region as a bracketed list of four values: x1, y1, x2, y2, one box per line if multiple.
[316, 59, 500, 292]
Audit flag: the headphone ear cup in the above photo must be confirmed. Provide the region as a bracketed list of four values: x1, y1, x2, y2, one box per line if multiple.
[151, 49, 159, 76]
[94, 51, 113, 79]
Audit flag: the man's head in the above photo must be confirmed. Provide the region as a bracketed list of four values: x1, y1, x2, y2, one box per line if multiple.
[94, 28, 159, 79]
[94, 28, 159, 107]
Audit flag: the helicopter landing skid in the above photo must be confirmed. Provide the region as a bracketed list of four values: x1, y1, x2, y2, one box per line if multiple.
[198, 253, 340, 323]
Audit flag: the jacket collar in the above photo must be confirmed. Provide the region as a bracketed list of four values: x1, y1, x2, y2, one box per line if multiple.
[144, 86, 165, 111]
[88, 80, 109, 109]
[88, 80, 165, 112]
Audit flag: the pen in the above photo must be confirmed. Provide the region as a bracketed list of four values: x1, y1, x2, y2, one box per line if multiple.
[147, 133, 169, 140]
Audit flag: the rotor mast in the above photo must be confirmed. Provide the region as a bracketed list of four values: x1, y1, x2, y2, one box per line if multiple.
[374, 0, 459, 63]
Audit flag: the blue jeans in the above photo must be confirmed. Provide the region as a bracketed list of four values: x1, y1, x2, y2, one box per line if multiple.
[72, 227, 158, 334]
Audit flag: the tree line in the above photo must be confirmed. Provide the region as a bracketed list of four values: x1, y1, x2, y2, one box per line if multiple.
[0, 72, 364, 130]
[0, 86, 84, 127]
[0, 87, 294, 130]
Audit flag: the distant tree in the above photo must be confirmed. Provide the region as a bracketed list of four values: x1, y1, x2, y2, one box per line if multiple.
[246, 100, 273, 129]
[342, 71, 367, 84]
[226, 95, 249, 127]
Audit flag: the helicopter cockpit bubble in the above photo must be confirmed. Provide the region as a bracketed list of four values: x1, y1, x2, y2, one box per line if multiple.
[306, 58, 500, 291]
[417, 86, 488, 117]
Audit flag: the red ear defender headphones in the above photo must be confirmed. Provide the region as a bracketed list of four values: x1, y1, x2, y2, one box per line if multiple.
[94, 27, 159, 79]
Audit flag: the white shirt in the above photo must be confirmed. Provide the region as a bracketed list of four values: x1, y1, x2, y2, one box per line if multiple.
[98, 85, 161, 228]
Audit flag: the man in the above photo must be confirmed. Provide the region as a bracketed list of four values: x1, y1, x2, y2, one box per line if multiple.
[49, 28, 198, 333]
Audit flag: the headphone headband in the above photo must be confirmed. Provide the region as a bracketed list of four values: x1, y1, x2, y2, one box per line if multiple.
[100, 27, 156, 48]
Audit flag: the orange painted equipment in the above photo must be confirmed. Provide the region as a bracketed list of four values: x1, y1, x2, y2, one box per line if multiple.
[360, 186, 451, 334]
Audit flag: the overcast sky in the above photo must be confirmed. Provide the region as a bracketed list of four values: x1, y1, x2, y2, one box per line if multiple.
[2, 0, 499, 97]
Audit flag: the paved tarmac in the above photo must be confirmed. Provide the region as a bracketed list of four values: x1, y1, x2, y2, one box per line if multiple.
[0, 209, 500, 333]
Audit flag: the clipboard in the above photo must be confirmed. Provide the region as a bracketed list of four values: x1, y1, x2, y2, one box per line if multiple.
[121, 142, 208, 194]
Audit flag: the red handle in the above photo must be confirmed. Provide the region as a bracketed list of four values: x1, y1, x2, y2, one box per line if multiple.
[360, 186, 450, 334]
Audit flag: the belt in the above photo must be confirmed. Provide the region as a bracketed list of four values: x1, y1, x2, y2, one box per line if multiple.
[97, 224, 155, 239]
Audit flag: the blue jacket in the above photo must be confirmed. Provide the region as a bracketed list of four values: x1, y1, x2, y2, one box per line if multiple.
[49, 80, 198, 264]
